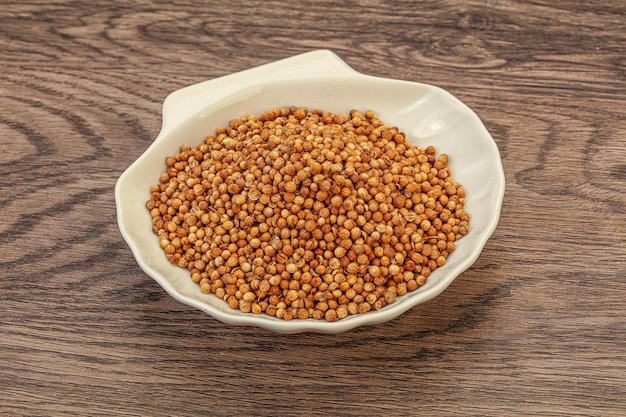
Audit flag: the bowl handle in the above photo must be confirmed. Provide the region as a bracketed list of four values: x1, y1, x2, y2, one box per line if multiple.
[160, 50, 358, 134]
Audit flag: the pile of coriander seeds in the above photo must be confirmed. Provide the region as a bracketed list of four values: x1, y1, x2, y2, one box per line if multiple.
[146, 107, 469, 321]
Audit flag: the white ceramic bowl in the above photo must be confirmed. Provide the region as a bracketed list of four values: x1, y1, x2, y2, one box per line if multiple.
[115, 50, 505, 334]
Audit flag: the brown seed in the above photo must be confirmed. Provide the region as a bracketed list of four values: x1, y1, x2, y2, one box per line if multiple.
[286, 263, 298, 274]
[284, 181, 297, 193]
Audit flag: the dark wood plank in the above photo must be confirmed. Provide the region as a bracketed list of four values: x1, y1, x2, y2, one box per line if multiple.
[1, 1, 624, 416]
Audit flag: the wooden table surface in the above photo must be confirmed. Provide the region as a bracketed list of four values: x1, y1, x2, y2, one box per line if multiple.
[1, 1, 624, 416]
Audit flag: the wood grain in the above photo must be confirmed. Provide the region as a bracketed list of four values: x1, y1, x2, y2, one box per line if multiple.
[1, 1, 624, 416]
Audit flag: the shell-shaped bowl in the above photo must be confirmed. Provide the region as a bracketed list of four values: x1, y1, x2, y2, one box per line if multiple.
[115, 50, 505, 334]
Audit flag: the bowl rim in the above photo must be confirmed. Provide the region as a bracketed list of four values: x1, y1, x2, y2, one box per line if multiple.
[115, 49, 505, 334]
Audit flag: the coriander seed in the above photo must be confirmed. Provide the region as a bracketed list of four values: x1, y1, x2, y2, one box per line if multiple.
[147, 107, 469, 322]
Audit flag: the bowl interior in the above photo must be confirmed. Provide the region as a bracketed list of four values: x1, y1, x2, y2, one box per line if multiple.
[116, 75, 504, 333]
